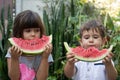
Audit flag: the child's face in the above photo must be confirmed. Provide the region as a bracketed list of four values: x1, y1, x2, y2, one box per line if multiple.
[80, 29, 105, 49]
[23, 28, 40, 40]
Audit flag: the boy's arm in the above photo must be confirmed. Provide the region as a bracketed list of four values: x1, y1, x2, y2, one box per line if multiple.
[103, 53, 118, 80]
[64, 53, 77, 78]
[105, 62, 118, 80]
[64, 61, 76, 78]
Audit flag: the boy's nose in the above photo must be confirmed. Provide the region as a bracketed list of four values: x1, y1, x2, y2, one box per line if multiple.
[89, 37, 94, 43]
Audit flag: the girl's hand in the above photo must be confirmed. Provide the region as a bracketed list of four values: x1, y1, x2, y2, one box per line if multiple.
[41, 43, 52, 59]
[102, 52, 114, 65]
[10, 46, 22, 59]
[66, 52, 78, 65]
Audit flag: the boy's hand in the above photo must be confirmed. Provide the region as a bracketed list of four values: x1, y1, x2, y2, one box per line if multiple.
[10, 46, 22, 59]
[66, 52, 78, 65]
[41, 43, 52, 59]
[102, 52, 114, 65]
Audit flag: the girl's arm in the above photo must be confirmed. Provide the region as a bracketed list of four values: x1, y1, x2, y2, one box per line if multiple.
[36, 44, 52, 80]
[7, 58, 20, 80]
[7, 46, 22, 80]
[103, 53, 118, 80]
[36, 58, 49, 80]
[64, 53, 77, 78]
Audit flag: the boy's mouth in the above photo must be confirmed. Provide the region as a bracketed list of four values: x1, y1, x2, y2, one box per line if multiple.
[89, 45, 96, 47]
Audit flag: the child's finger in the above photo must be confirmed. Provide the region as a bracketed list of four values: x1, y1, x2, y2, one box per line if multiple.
[102, 56, 112, 64]
[74, 59, 78, 62]
[68, 57, 76, 64]
[108, 52, 114, 58]
[66, 53, 75, 60]
[46, 44, 52, 51]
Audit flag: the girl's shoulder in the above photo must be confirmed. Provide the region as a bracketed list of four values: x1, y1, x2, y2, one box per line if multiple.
[5, 48, 12, 58]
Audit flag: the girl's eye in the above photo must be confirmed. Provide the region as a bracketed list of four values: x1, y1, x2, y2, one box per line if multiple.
[24, 29, 31, 32]
[35, 29, 40, 32]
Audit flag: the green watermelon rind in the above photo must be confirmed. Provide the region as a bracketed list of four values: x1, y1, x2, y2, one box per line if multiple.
[64, 42, 113, 62]
[64, 42, 72, 53]
[8, 35, 52, 54]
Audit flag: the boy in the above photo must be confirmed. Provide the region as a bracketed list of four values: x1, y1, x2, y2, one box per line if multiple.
[64, 19, 118, 80]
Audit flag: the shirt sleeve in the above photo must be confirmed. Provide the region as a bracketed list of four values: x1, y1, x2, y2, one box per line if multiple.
[72, 61, 80, 79]
[48, 54, 54, 62]
[5, 49, 11, 58]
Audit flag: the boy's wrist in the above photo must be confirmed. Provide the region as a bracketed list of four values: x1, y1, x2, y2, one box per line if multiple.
[67, 61, 75, 66]
[104, 60, 113, 67]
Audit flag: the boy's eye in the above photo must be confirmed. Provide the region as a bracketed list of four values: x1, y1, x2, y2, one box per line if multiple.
[93, 35, 99, 39]
[84, 35, 89, 39]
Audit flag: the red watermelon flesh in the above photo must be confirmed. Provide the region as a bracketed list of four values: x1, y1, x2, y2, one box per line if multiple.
[8, 35, 52, 54]
[64, 42, 113, 62]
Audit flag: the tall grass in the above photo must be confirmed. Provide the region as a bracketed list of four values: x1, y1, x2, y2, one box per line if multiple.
[0, 6, 13, 80]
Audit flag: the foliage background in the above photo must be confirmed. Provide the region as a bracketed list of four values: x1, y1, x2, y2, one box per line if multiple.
[0, 0, 120, 80]
[0, 6, 12, 80]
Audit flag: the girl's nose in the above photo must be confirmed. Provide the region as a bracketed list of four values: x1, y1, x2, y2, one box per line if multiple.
[31, 31, 36, 36]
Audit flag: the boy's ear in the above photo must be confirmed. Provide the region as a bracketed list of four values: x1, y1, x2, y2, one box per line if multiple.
[103, 37, 108, 45]
[79, 39, 82, 46]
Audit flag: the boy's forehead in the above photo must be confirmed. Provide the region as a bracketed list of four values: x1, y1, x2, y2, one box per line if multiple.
[83, 28, 100, 32]
[82, 28, 100, 34]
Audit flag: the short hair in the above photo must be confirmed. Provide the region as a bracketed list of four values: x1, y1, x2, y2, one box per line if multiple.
[79, 19, 106, 38]
[13, 10, 45, 38]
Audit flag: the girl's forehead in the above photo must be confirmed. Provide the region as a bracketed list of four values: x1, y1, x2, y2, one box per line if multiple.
[24, 27, 40, 29]
[23, 25, 40, 28]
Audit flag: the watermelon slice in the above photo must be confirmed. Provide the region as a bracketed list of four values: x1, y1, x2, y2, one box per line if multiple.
[64, 42, 113, 62]
[8, 35, 52, 54]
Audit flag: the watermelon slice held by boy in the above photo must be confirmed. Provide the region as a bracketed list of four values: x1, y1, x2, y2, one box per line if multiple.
[64, 42, 113, 62]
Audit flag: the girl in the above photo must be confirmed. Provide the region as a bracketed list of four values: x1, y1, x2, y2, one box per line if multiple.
[6, 10, 53, 80]
[64, 19, 118, 80]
